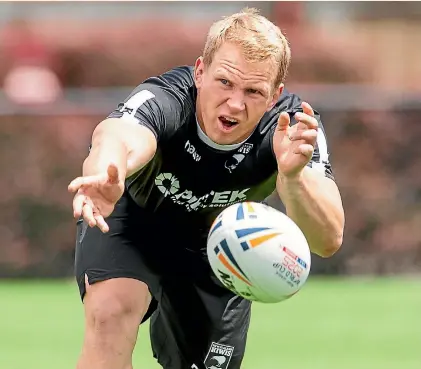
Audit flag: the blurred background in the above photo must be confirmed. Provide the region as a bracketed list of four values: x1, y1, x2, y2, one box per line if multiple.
[0, 2, 420, 369]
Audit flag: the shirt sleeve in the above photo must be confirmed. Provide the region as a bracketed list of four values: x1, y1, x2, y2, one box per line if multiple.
[106, 83, 186, 142]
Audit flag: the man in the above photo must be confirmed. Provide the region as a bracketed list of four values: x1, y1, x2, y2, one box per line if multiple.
[69, 8, 344, 369]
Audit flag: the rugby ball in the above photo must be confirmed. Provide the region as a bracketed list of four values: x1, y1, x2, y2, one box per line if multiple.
[207, 202, 311, 303]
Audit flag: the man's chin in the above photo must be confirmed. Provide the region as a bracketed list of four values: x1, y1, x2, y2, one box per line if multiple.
[202, 123, 244, 145]
[207, 131, 234, 145]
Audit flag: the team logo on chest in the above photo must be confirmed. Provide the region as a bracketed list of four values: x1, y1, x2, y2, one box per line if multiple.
[224, 143, 253, 173]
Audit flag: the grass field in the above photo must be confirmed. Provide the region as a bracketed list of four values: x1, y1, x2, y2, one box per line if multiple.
[0, 277, 420, 369]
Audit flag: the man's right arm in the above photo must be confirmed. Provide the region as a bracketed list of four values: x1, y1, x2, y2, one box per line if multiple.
[83, 118, 158, 182]
[69, 82, 185, 230]
[84, 80, 185, 179]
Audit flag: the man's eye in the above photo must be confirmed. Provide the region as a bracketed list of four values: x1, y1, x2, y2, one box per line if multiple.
[247, 89, 260, 94]
[220, 79, 229, 85]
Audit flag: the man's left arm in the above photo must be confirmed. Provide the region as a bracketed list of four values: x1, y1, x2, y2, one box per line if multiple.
[271, 100, 345, 258]
[276, 167, 344, 258]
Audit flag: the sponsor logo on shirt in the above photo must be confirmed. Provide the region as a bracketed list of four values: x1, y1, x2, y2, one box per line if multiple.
[154, 172, 249, 212]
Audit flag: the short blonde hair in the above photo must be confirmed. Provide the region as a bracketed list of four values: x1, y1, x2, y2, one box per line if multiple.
[203, 8, 291, 88]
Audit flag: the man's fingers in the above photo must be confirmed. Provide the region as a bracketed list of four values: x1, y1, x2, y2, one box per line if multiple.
[95, 214, 109, 233]
[68, 175, 105, 193]
[277, 112, 290, 131]
[74, 194, 108, 232]
[82, 203, 96, 227]
[107, 163, 120, 185]
[69, 164, 120, 193]
[289, 129, 318, 143]
[68, 177, 83, 193]
[73, 193, 86, 218]
[293, 144, 314, 159]
[68, 177, 89, 192]
[294, 112, 318, 130]
[302, 101, 315, 117]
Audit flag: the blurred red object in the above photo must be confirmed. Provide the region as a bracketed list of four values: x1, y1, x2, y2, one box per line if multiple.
[2, 19, 62, 105]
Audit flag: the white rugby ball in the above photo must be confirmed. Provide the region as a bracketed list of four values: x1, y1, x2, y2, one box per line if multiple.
[207, 202, 311, 303]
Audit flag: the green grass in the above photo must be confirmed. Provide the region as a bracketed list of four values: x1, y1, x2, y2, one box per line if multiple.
[0, 278, 420, 369]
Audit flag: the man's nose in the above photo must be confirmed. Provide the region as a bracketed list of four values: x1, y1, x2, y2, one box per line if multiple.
[226, 90, 245, 113]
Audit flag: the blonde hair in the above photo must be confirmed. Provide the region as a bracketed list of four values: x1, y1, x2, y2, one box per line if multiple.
[203, 8, 291, 88]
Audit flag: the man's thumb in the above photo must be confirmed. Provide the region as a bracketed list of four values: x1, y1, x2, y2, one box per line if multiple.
[107, 163, 120, 184]
[277, 112, 290, 132]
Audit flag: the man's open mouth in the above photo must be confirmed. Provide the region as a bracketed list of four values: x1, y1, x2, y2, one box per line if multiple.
[218, 116, 239, 130]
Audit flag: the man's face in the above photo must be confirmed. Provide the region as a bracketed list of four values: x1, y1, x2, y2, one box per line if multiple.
[194, 42, 282, 145]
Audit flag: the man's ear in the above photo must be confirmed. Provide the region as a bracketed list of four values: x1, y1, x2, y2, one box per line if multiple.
[267, 83, 284, 112]
[194, 57, 205, 89]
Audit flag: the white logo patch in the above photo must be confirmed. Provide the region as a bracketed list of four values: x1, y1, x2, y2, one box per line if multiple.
[119, 90, 155, 123]
[185, 140, 201, 162]
[204, 342, 234, 369]
[154, 173, 249, 212]
[225, 143, 253, 173]
[238, 143, 253, 154]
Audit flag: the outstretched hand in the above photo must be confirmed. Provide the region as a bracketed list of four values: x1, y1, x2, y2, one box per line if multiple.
[68, 164, 124, 233]
[272, 102, 319, 179]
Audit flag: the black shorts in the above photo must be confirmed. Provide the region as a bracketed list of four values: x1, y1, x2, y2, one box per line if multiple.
[74, 192, 251, 369]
